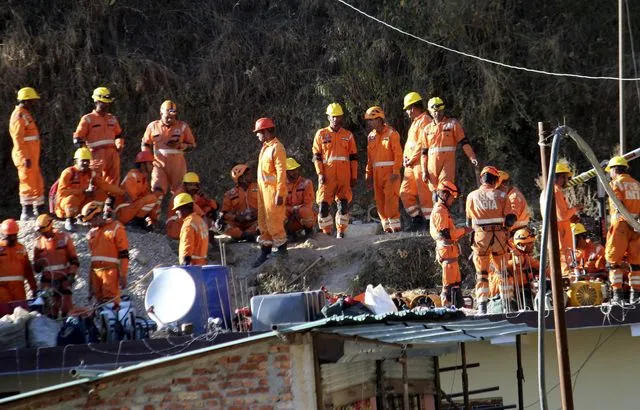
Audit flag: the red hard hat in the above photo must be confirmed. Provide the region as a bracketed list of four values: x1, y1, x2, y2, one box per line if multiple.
[1, 219, 19, 235]
[253, 117, 275, 133]
[135, 151, 154, 164]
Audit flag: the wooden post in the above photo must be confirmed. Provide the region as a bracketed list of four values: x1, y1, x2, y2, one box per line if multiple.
[461, 343, 470, 410]
[376, 360, 386, 410]
[516, 335, 524, 410]
[401, 353, 410, 410]
[312, 335, 325, 409]
[433, 356, 442, 410]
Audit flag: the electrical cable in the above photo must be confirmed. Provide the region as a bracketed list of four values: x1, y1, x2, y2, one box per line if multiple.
[625, 0, 640, 114]
[335, 0, 640, 81]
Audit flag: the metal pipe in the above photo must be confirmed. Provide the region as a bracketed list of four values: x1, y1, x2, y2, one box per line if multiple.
[449, 386, 499, 398]
[516, 334, 524, 410]
[401, 353, 409, 410]
[433, 356, 442, 410]
[461, 342, 470, 410]
[536, 122, 549, 410]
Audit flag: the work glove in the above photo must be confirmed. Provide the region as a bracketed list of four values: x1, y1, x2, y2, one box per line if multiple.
[23, 159, 32, 169]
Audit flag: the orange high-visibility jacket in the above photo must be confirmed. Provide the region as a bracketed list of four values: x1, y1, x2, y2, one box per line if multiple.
[141, 120, 195, 161]
[194, 192, 218, 217]
[466, 184, 511, 227]
[609, 173, 640, 221]
[312, 127, 358, 181]
[33, 230, 79, 276]
[420, 116, 465, 152]
[576, 239, 605, 273]
[9, 106, 40, 168]
[73, 110, 123, 149]
[258, 137, 288, 199]
[222, 183, 259, 223]
[179, 212, 209, 265]
[286, 176, 315, 214]
[0, 241, 37, 290]
[57, 166, 124, 199]
[365, 124, 403, 181]
[507, 186, 530, 229]
[553, 184, 577, 223]
[430, 202, 466, 243]
[120, 168, 151, 201]
[87, 220, 129, 279]
[403, 113, 431, 167]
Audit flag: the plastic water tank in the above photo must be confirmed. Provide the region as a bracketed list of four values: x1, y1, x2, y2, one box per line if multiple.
[201, 265, 233, 329]
[251, 290, 325, 331]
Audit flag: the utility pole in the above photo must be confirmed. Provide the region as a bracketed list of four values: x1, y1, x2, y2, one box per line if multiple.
[619, 0, 625, 155]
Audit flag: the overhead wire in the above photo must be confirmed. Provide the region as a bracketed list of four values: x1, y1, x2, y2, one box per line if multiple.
[625, 0, 640, 113]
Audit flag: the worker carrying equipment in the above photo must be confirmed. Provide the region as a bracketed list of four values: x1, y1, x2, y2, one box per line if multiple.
[364, 106, 403, 233]
[420, 96, 478, 191]
[220, 165, 259, 242]
[430, 181, 471, 307]
[604, 156, 640, 304]
[83, 201, 129, 304]
[54, 148, 124, 232]
[113, 151, 159, 230]
[0, 219, 37, 304]
[497, 170, 531, 233]
[312, 103, 358, 238]
[253, 117, 288, 267]
[33, 214, 79, 318]
[10, 86, 45, 220]
[173, 193, 209, 266]
[285, 157, 316, 240]
[400, 91, 433, 231]
[166, 171, 219, 239]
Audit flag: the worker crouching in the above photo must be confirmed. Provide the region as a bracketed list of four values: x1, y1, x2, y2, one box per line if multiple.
[166, 172, 219, 239]
[0, 219, 37, 304]
[174, 193, 209, 266]
[113, 151, 159, 230]
[285, 158, 316, 241]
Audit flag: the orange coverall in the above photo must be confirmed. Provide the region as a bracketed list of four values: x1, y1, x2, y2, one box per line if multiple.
[400, 112, 433, 220]
[54, 166, 124, 219]
[552, 184, 578, 276]
[221, 183, 259, 240]
[114, 168, 159, 225]
[257, 137, 288, 247]
[73, 111, 123, 185]
[606, 173, 640, 290]
[141, 120, 196, 195]
[466, 184, 511, 303]
[10, 105, 45, 206]
[0, 241, 37, 303]
[312, 127, 358, 234]
[87, 220, 128, 304]
[506, 186, 530, 231]
[166, 190, 218, 239]
[285, 176, 316, 234]
[490, 249, 540, 299]
[33, 230, 79, 316]
[366, 124, 403, 232]
[420, 116, 468, 192]
[430, 201, 466, 291]
[179, 213, 209, 265]
[575, 239, 606, 275]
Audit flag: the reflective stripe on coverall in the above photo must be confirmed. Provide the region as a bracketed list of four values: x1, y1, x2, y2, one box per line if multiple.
[87, 220, 128, 304]
[257, 137, 287, 247]
[54, 166, 124, 219]
[419, 116, 466, 192]
[221, 183, 259, 240]
[115, 168, 159, 225]
[400, 112, 433, 219]
[286, 176, 316, 234]
[430, 201, 465, 291]
[166, 190, 218, 239]
[73, 111, 123, 185]
[0, 241, 36, 303]
[10, 106, 45, 206]
[179, 213, 209, 265]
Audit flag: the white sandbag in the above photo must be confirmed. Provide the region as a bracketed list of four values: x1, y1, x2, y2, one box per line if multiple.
[0, 307, 31, 349]
[27, 315, 62, 348]
[363, 284, 398, 315]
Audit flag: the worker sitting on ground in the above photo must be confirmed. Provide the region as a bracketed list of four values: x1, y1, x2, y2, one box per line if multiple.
[219, 164, 259, 242]
[32, 214, 79, 318]
[166, 172, 219, 239]
[112, 151, 159, 231]
[285, 157, 316, 241]
[173, 193, 209, 266]
[0, 219, 37, 304]
[571, 223, 606, 280]
[54, 148, 124, 232]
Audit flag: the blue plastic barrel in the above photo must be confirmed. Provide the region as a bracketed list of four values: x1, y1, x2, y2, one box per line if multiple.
[201, 265, 232, 329]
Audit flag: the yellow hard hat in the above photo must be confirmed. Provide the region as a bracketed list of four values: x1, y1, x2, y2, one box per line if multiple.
[571, 223, 587, 236]
[36, 214, 53, 232]
[326, 103, 344, 117]
[92, 87, 113, 103]
[497, 170, 510, 188]
[80, 201, 102, 222]
[514, 228, 535, 246]
[172, 193, 194, 210]
[286, 157, 301, 171]
[427, 97, 445, 111]
[364, 106, 385, 120]
[403, 92, 422, 110]
[74, 147, 92, 161]
[605, 155, 629, 171]
[555, 162, 573, 176]
[17, 87, 40, 101]
[183, 172, 200, 184]
[160, 100, 177, 113]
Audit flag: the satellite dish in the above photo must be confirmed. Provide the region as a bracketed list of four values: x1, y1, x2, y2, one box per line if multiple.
[145, 267, 196, 325]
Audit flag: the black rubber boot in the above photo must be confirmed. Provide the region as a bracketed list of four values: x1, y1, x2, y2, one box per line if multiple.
[252, 246, 272, 268]
[276, 242, 288, 258]
[240, 232, 257, 243]
[20, 205, 33, 221]
[410, 215, 424, 232]
[477, 301, 488, 315]
[304, 227, 314, 238]
[611, 288, 624, 305]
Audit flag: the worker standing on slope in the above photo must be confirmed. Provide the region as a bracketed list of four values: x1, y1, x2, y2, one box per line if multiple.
[73, 87, 125, 185]
[166, 172, 219, 239]
[604, 156, 640, 304]
[253, 117, 287, 267]
[399, 92, 433, 231]
[312, 103, 358, 238]
[430, 181, 471, 307]
[497, 170, 530, 233]
[113, 151, 158, 230]
[10, 87, 45, 220]
[32, 214, 79, 318]
[173, 193, 209, 266]
[284, 157, 316, 241]
[420, 97, 478, 191]
[0, 219, 36, 304]
[219, 164, 259, 242]
[82, 201, 129, 305]
[466, 166, 515, 314]
[364, 106, 403, 233]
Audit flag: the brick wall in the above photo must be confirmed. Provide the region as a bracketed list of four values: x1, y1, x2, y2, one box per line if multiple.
[5, 338, 315, 410]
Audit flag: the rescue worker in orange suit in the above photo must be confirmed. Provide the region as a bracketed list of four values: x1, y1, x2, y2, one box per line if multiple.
[466, 166, 516, 314]
[399, 92, 433, 231]
[166, 172, 219, 239]
[141, 100, 196, 205]
[364, 106, 403, 233]
[504, 228, 540, 310]
[571, 222, 606, 279]
[284, 157, 316, 240]
[497, 170, 530, 233]
[173, 193, 209, 266]
[604, 156, 640, 304]
[32, 214, 79, 318]
[253, 117, 288, 267]
[82, 201, 129, 304]
[55, 148, 124, 232]
[420, 97, 478, 192]
[10, 87, 45, 220]
[0, 219, 36, 304]
[430, 181, 472, 307]
[113, 151, 158, 230]
[73, 87, 124, 185]
[312, 103, 358, 239]
[220, 164, 259, 242]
